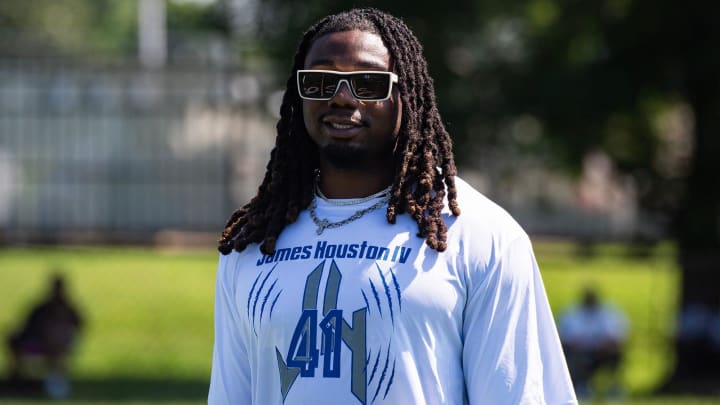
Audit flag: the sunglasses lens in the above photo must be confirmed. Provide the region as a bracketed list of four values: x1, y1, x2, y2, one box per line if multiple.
[350, 73, 391, 100]
[299, 72, 339, 99]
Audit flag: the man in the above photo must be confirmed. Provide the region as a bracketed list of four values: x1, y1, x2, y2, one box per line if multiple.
[559, 287, 628, 399]
[210, 8, 576, 405]
[6, 274, 83, 399]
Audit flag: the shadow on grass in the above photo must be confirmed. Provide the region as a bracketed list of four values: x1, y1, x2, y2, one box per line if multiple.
[0, 377, 208, 402]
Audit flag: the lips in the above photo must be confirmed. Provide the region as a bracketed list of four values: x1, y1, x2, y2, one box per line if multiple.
[322, 115, 364, 125]
[327, 122, 358, 129]
[320, 114, 366, 137]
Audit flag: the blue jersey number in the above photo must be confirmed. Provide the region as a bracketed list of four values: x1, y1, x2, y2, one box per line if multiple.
[287, 309, 343, 378]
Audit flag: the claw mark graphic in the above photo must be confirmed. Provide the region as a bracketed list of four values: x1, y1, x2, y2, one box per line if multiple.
[369, 280, 383, 319]
[376, 264, 395, 325]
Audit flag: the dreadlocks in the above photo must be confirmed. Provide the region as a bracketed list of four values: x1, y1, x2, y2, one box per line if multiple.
[218, 8, 460, 256]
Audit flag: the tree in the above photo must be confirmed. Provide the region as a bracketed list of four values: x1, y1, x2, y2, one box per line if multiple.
[0, 0, 230, 60]
[0, 0, 136, 58]
[503, 0, 720, 390]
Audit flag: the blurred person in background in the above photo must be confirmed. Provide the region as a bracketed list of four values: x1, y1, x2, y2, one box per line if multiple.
[559, 286, 628, 400]
[209, 7, 576, 405]
[674, 303, 720, 385]
[5, 273, 83, 399]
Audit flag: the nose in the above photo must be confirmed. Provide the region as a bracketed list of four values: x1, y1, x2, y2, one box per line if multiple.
[329, 79, 357, 106]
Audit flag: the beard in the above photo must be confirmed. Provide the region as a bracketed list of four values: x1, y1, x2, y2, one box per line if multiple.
[320, 142, 372, 170]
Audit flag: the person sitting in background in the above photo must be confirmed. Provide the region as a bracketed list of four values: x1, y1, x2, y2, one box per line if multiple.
[559, 286, 628, 399]
[5, 273, 83, 399]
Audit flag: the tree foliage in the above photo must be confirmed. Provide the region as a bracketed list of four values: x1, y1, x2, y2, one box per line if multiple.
[0, 0, 137, 57]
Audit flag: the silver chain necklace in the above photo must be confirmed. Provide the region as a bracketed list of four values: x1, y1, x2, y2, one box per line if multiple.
[315, 183, 392, 206]
[309, 186, 391, 235]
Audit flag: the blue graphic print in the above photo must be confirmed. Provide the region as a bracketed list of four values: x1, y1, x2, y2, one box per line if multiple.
[247, 264, 283, 335]
[363, 265, 403, 403]
[264, 260, 404, 404]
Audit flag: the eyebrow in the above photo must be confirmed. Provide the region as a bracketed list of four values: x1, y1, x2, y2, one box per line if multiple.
[306, 58, 389, 70]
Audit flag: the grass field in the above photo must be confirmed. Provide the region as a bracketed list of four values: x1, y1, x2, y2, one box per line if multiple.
[0, 246, 215, 403]
[0, 241, 717, 404]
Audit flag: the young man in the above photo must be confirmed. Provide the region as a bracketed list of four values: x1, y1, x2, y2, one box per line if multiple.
[6, 274, 83, 399]
[210, 8, 577, 405]
[559, 287, 628, 399]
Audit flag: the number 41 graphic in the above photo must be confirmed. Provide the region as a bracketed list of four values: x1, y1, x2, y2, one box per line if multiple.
[275, 260, 368, 404]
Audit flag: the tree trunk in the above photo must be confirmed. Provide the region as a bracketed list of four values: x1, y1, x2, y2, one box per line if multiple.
[666, 15, 720, 390]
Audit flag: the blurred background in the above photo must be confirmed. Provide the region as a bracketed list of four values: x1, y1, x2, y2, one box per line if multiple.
[0, 0, 718, 403]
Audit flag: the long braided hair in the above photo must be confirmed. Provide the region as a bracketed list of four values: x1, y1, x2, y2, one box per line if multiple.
[218, 8, 460, 255]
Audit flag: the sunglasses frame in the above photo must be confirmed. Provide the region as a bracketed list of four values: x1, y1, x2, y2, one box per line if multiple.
[297, 69, 399, 101]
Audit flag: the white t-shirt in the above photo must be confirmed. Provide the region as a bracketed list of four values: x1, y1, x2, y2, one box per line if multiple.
[559, 304, 628, 350]
[209, 177, 577, 405]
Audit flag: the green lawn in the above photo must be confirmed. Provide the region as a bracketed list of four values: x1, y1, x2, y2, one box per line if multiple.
[0, 246, 216, 403]
[535, 241, 679, 395]
[0, 242, 716, 404]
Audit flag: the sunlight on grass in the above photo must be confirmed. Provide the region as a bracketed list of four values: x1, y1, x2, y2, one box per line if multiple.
[0, 242, 711, 404]
[0, 247, 217, 380]
[536, 241, 679, 394]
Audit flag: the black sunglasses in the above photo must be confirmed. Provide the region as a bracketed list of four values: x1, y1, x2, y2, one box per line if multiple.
[297, 70, 399, 101]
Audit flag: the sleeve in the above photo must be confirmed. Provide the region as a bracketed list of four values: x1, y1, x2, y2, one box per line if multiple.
[557, 308, 578, 343]
[208, 255, 252, 405]
[603, 305, 629, 343]
[462, 235, 577, 405]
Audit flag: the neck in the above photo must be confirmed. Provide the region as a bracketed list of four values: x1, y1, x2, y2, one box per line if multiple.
[317, 164, 394, 199]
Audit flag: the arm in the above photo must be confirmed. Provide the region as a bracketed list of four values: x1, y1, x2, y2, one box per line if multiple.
[208, 256, 252, 405]
[463, 235, 577, 405]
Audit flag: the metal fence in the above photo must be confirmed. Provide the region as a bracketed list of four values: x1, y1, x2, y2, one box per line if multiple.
[0, 58, 275, 243]
[0, 57, 656, 245]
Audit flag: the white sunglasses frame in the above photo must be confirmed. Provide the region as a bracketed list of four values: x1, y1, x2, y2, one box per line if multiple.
[296, 69, 399, 101]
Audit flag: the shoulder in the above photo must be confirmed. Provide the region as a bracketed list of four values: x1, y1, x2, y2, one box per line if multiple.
[434, 176, 535, 283]
[215, 245, 262, 287]
[559, 306, 583, 325]
[445, 176, 528, 255]
[599, 304, 628, 323]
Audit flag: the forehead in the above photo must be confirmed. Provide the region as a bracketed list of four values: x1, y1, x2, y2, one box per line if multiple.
[304, 30, 391, 70]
